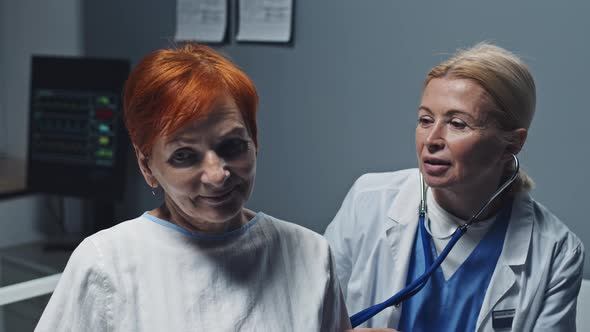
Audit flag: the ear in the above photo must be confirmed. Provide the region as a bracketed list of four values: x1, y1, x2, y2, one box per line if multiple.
[505, 128, 528, 156]
[133, 144, 158, 188]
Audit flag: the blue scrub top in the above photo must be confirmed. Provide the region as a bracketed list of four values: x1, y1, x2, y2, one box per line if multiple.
[398, 205, 511, 332]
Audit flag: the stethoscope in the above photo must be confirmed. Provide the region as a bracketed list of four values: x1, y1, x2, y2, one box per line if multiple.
[349, 154, 520, 328]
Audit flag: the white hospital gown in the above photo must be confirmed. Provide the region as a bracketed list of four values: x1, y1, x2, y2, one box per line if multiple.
[35, 212, 351, 331]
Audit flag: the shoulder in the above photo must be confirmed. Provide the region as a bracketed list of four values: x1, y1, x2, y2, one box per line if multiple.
[70, 215, 152, 268]
[87, 215, 153, 245]
[53, 230, 120, 301]
[343, 169, 419, 210]
[66, 236, 103, 272]
[61, 217, 149, 276]
[342, 168, 420, 217]
[325, 169, 421, 250]
[352, 169, 418, 194]
[37, 236, 116, 330]
[513, 193, 584, 267]
[259, 213, 326, 243]
[258, 213, 332, 256]
[528, 197, 584, 255]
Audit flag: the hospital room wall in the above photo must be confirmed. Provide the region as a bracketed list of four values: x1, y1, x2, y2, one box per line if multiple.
[83, 1, 590, 278]
[0, 0, 82, 247]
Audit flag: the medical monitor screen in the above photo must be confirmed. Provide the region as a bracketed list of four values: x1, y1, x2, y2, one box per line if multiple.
[28, 56, 130, 199]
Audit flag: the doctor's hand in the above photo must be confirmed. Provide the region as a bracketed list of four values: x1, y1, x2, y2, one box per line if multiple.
[345, 329, 398, 332]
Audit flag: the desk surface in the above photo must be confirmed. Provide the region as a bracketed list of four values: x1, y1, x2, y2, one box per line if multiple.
[0, 242, 72, 331]
[0, 241, 72, 280]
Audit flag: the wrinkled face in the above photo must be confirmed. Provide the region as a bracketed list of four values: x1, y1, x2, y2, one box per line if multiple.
[141, 94, 256, 230]
[416, 77, 507, 194]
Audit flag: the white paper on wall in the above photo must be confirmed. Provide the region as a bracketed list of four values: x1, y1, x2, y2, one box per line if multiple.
[175, 0, 227, 42]
[236, 0, 293, 42]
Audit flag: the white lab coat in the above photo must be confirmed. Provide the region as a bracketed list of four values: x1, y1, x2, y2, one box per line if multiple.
[324, 169, 585, 331]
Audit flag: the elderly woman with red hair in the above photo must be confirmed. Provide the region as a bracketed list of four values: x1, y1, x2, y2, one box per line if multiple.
[36, 44, 351, 331]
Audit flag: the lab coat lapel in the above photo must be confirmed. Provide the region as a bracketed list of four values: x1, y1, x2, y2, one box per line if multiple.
[385, 170, 421, 326]
[476, 193, 534, 330]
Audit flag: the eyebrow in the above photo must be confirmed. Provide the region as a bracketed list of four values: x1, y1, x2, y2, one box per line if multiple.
[166, 126, 248, 146]
[167, 137, 197, 146]
[418, 106, 477, 122]
[220, 126, 248, 138]
[418, 106, 433, 114]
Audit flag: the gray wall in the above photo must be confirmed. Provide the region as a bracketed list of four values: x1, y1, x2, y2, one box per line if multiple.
[0, 0, 82, 248]
[83, 1, 590, 277]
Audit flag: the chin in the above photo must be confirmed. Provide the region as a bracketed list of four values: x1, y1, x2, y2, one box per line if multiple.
[422, 175, 455, 190]
[198, 205, 243, 224]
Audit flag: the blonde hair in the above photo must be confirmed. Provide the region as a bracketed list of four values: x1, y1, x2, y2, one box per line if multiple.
[425, 42, 536, 192]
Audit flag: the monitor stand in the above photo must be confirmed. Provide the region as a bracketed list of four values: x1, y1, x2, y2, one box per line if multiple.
[43, 198, 115, 251]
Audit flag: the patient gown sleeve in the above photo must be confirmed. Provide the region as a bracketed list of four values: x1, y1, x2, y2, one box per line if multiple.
[321, 247, 353, 331]
[35, 238, 115, 332]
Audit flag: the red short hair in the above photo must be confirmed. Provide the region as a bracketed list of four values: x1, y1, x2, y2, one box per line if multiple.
[123, 43, 258, 155]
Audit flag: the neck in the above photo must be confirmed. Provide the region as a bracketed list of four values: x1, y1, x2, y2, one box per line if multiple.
[153, 202, 254, 235]
[431, 182, 506, 221]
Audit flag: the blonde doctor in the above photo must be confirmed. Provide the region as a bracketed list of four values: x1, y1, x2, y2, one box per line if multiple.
[326, 43, 584, 331]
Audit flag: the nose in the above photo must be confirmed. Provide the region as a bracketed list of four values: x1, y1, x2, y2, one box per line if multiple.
[425, 121, 445, 153]
[201, 151, 230, 187]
